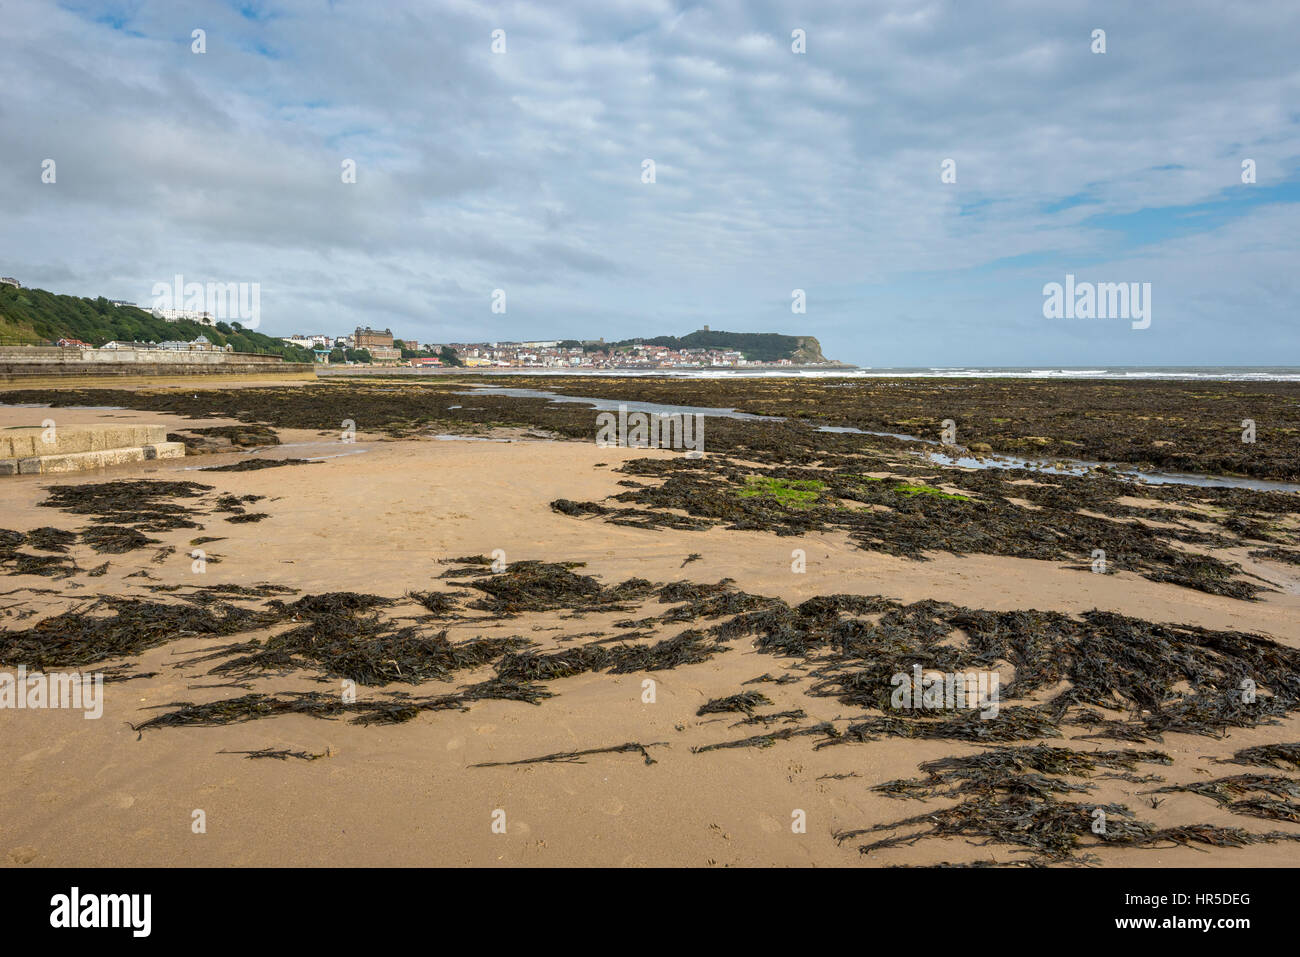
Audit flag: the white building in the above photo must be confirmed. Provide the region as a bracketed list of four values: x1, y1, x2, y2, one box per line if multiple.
[281, 335, 332, 349]
[151, 307, 216, 325]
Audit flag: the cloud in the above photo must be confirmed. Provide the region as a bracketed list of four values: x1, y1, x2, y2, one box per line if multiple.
[1, 0, 1297, 365]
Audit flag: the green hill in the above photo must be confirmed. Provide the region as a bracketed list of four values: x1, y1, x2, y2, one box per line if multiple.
[608, 329, 838, 364]
[0, 284, 313, 362]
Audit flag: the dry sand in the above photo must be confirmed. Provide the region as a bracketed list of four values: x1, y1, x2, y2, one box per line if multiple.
[2, 403, 1299, 867]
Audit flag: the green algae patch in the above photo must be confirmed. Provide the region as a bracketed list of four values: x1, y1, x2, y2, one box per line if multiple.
[892, 483, 971, 501]
[737, 476, 826, 509]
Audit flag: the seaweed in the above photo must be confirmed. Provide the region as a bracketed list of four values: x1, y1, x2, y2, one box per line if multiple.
[692, 722, 838, 753]
[38, 480, 213, 531]
[697, 691, 772, 716]
[1147, 773, 1300, 822]
[8, 554, 78, 578]
[731, 709, 807, 727]
[462, 560, 657, 616]
[569, 454, 1282, 599]
[133, 690, 467, 730]
[872, 745, 1172, 800]
[24, 527, 78, 553]
[0, 598, 281, 670]
[1217, 742, 1300, 771]
[839, 796, 1148, 861]
[226, 591, 530, 685]
[406, 590, 469, 616]
[80, 525, 158, 554]
[199, 458, 318, 472]
[219, 747, 327, 761]
[550, 499, 612, 516]
[471, 741, 666, 767]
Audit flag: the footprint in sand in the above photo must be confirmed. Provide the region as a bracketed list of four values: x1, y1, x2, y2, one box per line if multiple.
[474, 725, 496, 735]
[110, 792, 136, 810]
[445, 737, 464, 751]
[8, 846, 37, 864]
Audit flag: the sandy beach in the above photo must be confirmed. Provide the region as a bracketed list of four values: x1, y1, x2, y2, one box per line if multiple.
[3, 380, 1300, 868]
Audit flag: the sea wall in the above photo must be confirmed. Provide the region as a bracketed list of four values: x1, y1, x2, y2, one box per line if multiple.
[0, 346, 315, 383]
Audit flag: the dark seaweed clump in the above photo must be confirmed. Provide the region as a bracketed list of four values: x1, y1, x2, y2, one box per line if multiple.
[1148, 774, 1300, 823]
[80, 525, 159, 554]
[835, 746, 1296, 864]
[837, 792, 1295, 863]
[23, 527, 78, 552]
[200, 590, 529, 686]
[462, 561, 657, 616]
[1217, 742, 1300, 771]
[698, 692, 772, 716]
[38, 480, 215, 531]
[872, 745, 1172, 801]
[133, 690, 468, 730]
[200, 458, 318, 473]
[0, 597, 281, 670]
[569, 457, 1282, 600]
[407, 590, 469, 615]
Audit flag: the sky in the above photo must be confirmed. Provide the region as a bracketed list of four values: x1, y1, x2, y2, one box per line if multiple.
[1, 0, 1298, 367]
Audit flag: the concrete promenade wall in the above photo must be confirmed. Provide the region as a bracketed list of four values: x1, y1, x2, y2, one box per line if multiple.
[0, 346, 315, 383]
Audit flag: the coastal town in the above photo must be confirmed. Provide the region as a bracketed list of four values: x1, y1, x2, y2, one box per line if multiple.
[3, 278, 838, 370]
[281, 325, 816, 369]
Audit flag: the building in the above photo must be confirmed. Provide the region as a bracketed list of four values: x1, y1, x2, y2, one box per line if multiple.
[282, 334, 333, 349]
[101, 340, 155, 350]
[57, 338, 92, 348]
[366, 345, 402, 362]
[108, 300, 137, 308]
[0, 277, 20, 288]
[156, 336, 229, 352]
[151, 307, 216, 326]
[354, 326, 394, 350]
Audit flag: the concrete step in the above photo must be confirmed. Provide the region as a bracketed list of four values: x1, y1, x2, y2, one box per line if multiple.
[0, 425, 184, 475]
[0, 424, 168, 458]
